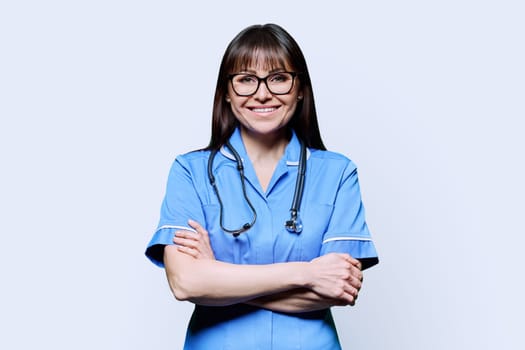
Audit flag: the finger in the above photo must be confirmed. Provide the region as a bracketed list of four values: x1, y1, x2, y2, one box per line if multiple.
[348, 296, 356, 307]
[188, 219, 209, 236]
[343, 281, 360, 300]
[176, 245, 198, 258]
[330, 281, 358, 305]
[341, 290, 357, 305]
[175, 229, 201, 240]
[188, 219, 204, 232]
[174, 231, 199, 243]
[343, 254, 362, 269]
[347, 274, 362, 291]
[348, 265, 364, 282]
[347, 266, 363, 287]
[345, 293, 356, 307]
[173, 236, 200, 249]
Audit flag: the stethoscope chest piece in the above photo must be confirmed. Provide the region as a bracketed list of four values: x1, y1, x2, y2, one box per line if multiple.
[285, 210, 303, 234]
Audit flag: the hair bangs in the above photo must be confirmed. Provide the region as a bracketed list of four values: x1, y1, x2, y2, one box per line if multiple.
[229, 41, 293, 73]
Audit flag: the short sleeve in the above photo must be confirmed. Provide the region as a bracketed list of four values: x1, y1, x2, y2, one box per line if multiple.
[145, 156, 206, 267]
[320, 163, 379, 270]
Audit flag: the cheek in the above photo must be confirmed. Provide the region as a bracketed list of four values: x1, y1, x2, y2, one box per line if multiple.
[227, 91, 247, 113]
[283, 86, 300, 112]
[230, 98, 245, 109]
[285, 98, 299, 115]
[229, 98, 248, 121]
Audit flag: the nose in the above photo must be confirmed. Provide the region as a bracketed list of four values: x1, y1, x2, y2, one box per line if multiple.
[253, 80, 273, 101]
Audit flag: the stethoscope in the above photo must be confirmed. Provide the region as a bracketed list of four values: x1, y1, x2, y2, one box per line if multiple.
[207, 140, 307, 237]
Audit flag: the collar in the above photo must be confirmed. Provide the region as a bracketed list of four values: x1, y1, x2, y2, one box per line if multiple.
[219, 128, 310, 166]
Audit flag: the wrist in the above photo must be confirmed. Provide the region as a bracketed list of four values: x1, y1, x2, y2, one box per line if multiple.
[293, 261, 312, 289]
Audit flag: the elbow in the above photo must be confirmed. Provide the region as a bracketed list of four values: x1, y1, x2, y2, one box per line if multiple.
[172, 288, 190, 302]
[164, 246, 202, 301]
[166, 270, 198, 302]
[164, 247, 213, 303]
[170, 279, 189, 301]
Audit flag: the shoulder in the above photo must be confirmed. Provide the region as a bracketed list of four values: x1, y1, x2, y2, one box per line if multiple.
[178, 149, 211, 161]
[308, 148, 358, 173]
[173, 149, 211, 167]
[165, 150, 212, 180]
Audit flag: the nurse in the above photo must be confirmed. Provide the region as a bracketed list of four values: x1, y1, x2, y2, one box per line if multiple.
[146, 23, 379, 349]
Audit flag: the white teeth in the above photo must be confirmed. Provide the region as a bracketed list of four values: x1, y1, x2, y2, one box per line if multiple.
[252, 107, 276, 113]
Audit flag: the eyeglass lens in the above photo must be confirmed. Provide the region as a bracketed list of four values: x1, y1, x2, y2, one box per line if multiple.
[231, 72, 294, 96]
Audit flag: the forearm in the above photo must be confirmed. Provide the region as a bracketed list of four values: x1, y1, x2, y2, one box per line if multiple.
[164, 245, 309, 306]
[246, 288, 347, 313]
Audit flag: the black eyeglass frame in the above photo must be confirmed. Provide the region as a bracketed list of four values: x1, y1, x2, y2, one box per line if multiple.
[228, 71, 299, 97]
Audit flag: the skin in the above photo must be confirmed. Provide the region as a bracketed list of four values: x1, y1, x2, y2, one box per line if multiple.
[227, 64, 302, 191]
[164, 62, 364, 313]
[171, 221, 363, 312]
[227, 66, 300, 144]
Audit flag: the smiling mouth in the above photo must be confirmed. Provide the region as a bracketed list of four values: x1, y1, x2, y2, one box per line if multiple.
[249, 107, 279, 113]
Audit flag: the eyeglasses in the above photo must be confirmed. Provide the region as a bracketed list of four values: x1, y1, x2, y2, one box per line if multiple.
[228, 72, 298, 96]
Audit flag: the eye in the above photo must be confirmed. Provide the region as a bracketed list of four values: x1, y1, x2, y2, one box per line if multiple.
[268, 73, 290, 83]
[236, 75, 258, 84]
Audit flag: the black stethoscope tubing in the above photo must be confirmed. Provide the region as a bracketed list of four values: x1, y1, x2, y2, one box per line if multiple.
[207, 140, 306, 237]
[284, 139, 306, 233]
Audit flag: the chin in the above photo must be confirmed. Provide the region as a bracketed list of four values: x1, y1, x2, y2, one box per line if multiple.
[244, 124, 288, 137]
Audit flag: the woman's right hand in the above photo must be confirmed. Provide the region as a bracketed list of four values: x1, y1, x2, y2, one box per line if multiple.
[307, 253, 363, 305]
[173, 219, 215, 260]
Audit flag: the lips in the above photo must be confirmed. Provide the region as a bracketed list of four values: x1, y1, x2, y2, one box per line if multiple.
[248, 106, 280, 113]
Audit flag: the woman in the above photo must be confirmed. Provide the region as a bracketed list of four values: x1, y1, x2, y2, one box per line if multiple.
[146, 23, 379, 350]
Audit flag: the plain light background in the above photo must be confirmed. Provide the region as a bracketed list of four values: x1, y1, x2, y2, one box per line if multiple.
[1, 1, 524, 349]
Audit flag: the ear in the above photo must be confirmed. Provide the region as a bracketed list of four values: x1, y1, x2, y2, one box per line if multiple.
[225, 95, 231, 103]
[297, 86, 305, 101]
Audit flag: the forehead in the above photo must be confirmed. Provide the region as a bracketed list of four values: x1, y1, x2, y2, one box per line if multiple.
[230, 47, 294, 72]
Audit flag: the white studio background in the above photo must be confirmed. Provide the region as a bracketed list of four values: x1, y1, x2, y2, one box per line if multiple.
[1, 1, 523, 349]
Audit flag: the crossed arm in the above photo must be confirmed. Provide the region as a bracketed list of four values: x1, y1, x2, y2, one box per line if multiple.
[164, 220, 364, 313]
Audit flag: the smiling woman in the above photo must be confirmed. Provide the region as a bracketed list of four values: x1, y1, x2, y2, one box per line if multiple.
[145, 23, 379, 350]
[226, 64, 301, 152]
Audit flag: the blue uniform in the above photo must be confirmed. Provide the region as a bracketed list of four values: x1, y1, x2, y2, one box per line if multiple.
[146, 128, 378, 350]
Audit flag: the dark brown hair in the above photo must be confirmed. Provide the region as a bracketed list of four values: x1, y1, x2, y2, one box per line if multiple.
[206, 24, 326, 150]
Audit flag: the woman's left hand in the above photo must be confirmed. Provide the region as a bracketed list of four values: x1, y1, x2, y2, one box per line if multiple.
[173, 219, 215, 260]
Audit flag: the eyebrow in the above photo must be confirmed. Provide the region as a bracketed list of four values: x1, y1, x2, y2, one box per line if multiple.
[237, 68, 288, 75]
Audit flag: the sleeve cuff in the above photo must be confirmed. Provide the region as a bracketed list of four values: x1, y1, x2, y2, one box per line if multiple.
[320, 238, 379, 270]
[145, 225, 196, 267]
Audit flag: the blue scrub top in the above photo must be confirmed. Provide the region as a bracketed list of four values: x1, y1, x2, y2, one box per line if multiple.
[146, 128, 379, 350]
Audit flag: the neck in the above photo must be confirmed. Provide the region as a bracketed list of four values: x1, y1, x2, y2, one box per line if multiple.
[240, 128, 290, 163]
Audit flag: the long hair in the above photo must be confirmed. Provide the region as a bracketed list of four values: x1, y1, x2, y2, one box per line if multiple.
[205, 24, 326, 151]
